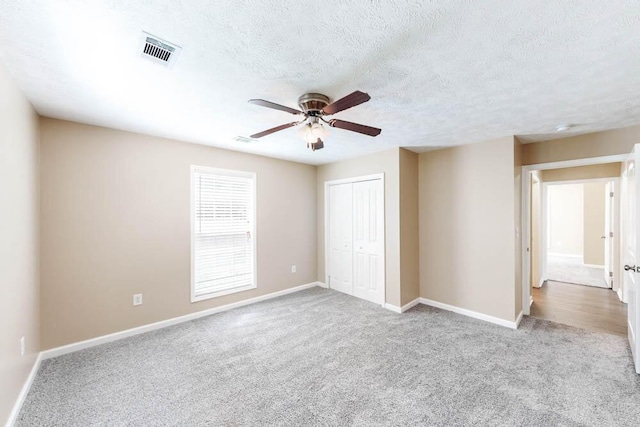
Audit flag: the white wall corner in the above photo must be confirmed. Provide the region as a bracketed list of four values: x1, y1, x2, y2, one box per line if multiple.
[418, 298, 518, 329]
[6, 353, 42, 427]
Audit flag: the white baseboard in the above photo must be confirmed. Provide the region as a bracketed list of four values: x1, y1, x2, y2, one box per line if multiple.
[515, 310, 524, 327]
[316, 281, 328, 288]
[401, 298, 421, 312]
[418, 298, 519, 329]
[41, 282, 322, 360]
[384, 297, 421, 314]
[583, 263, 605, 269]
[6, 353, 42, 427]
[384, 303, 401, 313]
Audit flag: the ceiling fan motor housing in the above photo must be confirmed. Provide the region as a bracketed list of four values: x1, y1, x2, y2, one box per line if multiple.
[297, 93, 330, 115]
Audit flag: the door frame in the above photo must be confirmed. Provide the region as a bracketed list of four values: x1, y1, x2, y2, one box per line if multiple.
[325, 173, 386, 305]
[540, 177, 619, 289]
[521, 154, 631, 316]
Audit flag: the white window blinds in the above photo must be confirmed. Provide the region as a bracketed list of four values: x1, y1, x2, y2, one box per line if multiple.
[192, 167, 256, 300]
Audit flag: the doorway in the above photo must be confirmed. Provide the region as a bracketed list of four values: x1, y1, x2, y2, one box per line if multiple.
[522, 160, 628, 337]
[541, 179, 616, 289]
[325, 174, 385, 305]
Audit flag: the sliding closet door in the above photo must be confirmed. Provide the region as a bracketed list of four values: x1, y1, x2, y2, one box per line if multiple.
[329, 183, 353, 295]
[352, 179, 385, 304]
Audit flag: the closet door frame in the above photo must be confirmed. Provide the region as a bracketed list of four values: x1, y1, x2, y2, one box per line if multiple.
[324, 173, 386, 305]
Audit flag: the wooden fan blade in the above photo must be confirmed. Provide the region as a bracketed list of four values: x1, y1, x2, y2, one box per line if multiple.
[250, 122, 299, 139]
[322, 91, 371, 115]
[329, 119, 381, 137]
[248, 99, 303, 115]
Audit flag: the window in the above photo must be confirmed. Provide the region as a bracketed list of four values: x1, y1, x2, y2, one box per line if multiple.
[191, 166, 256, 302]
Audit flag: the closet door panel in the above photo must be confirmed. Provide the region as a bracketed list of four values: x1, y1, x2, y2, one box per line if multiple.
[329, 183, 353, 295]
[352, 179, 384, 304]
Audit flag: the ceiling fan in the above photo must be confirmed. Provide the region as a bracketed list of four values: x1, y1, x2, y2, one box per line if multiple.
[248, 91, 381, 151]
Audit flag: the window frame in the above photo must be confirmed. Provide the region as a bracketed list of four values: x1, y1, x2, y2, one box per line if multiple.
[190, 165, 257, 303]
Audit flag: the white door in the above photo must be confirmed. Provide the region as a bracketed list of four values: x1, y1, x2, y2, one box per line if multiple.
[352, 179, 385, 304]
[623, 149, 639, 374]
[604, 181, 613, 287]
[328, 183, 353, 295]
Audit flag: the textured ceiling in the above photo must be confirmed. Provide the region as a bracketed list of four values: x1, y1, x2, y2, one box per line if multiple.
[1, 1, 640, 165]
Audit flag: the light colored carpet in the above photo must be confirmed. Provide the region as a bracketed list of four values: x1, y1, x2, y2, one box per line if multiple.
[547, 255, 608, 288]
[17, 287, 640, 426]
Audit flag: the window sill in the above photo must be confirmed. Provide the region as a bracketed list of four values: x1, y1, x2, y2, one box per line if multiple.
[191, 283, 257, 303]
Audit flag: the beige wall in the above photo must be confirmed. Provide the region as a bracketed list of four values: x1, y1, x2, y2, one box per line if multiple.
[514, 139, 523, 317]
[541, 163, 621, 182]
[418, 136, 517, 322]
[0, 63, 40, 424]
[547, 184, 584, 256]
[316, 148, 401, 307]
[522, 126, 640, 165]
[583, 182, 606, 265]
[399, 149, 420, 305]
[40, 118, 317, 349]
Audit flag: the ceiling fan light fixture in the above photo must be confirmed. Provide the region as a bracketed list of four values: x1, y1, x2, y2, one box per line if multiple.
[310, 122, 328, 139]
[299, 120, 329, 147]
[248, 90, 381, 152]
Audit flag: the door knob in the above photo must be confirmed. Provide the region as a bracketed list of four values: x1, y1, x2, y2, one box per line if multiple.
[624, 265, 637, 272]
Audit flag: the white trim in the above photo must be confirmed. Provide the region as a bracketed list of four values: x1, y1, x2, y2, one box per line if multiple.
[190, 165, 258, 303]
[385, 297, 421, 314]
[323, 173, 385, 186]
[316, 281, 328, 288]
[544, 177, 620, 186]
[583, 263, 605, 269]
[401, 298, 421, 312]
[515, 310, 524, 327]
[418, 298, 519, 329]
[384, 303, 401, 313]
[324, 173, 386, 305]
[6, 353, 42, 427]
[524, 153, 632, 171]
[530, 295, 534, 307]
[41, 282, 322, 360]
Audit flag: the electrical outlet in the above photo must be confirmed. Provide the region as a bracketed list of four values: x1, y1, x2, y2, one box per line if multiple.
[20, 337, 25, 357]
[133, 294, 143, 306]
[291, 265, 297, 273]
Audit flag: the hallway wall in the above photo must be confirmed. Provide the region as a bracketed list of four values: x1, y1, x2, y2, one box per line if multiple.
[583, 182, 607, 266]
[547, 184, 584, 257]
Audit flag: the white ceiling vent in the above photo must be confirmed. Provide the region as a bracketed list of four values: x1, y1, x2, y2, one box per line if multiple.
[140, 32, 181, 67]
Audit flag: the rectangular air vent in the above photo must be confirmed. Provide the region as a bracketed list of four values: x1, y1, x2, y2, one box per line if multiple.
[140, 32, 181, 67]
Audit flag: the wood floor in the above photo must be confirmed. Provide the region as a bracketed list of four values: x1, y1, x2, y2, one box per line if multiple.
[530, 281, 627, 336]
